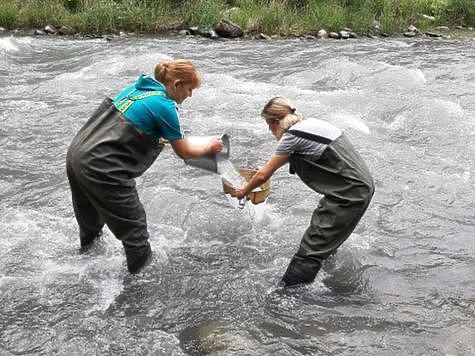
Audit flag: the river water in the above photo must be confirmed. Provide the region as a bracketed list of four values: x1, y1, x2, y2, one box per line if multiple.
[0, 34, 474, 355]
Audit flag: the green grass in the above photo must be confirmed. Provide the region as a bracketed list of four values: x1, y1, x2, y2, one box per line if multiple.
[0, 0, 473, 36]
[0, 1, 19, 29]
[184, 0, 226, 29]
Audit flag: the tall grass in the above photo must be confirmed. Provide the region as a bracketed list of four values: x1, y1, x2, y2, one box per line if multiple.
[302, 1, 347, 33]
[0, 1, 19, 29]
[228, 1, 301, 35]
[65, 0, 170, 33]
[441, 0, 475, 25]
[0, 0, 473, 35]
[184, 0, 226, 29]
[17, 0, 68, 29]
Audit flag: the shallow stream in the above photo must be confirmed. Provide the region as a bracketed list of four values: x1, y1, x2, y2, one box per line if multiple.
[0, 34, 474, 355]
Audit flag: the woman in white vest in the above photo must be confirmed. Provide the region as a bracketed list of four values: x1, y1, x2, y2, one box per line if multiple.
[231, 97, 374, 286]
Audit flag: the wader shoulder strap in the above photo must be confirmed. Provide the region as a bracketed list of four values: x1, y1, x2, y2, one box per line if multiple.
[286, 129, 333, 175]
[115, 90, 167, 114]
[287, 129, 333, 145]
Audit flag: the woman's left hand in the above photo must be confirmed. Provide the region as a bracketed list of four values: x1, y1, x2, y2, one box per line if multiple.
[230, 186, 247, 200]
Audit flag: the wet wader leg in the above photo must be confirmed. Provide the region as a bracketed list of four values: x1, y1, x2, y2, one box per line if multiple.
[66, 166, 105, 248]
[67, 98, 163, 273]
[79, 178, 152, 274]
[281, 133, 374, 287]
[281, 196, 371, 287]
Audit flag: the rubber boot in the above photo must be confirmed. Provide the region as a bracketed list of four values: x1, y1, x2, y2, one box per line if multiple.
[79, 230, 103, 254]
[280, 257, 321, 287]
[126, 243, 152, 274]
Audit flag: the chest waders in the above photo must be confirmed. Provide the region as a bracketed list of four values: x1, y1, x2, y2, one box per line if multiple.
[66, 92, 165, 273]
[281, 133, 375, 286]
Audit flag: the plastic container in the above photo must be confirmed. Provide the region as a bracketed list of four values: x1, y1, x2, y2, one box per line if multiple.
[184, 134, 230, 173]
[222, 168, 270, 204]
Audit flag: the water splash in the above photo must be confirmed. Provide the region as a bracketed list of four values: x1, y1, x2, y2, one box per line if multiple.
[329, 111, 371, 135]
[0, 37, 19, 52]
[217, 159, 246, 189]
[217, 159, 275, 223]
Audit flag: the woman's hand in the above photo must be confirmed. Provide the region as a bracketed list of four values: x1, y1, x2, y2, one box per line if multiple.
[207, 138, 224, 154]
[230, 155, 289, 200]
[230, 186, 247, 200]
[171, 137, 223, 159]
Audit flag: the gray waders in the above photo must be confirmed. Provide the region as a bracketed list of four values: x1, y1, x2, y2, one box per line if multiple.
[281, 134, 374, 286]
[66, 97, 164, 273]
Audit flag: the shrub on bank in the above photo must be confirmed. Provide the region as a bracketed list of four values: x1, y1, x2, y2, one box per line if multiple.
[0, 0, 473, 36]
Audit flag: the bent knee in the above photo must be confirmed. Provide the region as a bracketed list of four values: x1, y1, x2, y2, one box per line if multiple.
[366, 179, 375, 200]
[350, 181, 374, 208]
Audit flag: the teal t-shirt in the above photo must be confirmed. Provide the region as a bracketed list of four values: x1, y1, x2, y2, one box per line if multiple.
[112, 74, 184, 142]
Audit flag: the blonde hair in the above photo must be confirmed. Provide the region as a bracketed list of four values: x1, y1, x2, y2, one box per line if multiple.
[154, 59, 202, 88]
[261, 97, 305, 139]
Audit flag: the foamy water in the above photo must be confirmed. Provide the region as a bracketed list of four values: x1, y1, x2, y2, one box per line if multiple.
[0, 37, 18, 52]
[1, 35, 474, 355]
[217, 158, 247, 188]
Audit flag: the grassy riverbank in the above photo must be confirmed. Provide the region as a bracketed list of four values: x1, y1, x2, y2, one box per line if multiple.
[0, 0, 474, 37]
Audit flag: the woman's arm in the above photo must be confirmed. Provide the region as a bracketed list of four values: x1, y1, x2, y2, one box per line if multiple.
[231, 154, 289, 199]
[170, 137, 223, 159]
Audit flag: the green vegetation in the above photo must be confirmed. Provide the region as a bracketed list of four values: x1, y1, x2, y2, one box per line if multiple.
[0, 0, 474, 36]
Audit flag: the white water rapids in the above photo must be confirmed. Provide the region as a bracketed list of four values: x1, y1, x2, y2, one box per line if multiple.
[0, 34, 474, 355]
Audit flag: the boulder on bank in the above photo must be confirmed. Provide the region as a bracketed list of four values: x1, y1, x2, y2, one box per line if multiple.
[256, 32, 271, 40]
[188, 26, 200, 35]
[44, 24, 57, 34]
[316, 29, 328, 39]
[214, 19, 243, 38]
[424, 31, 443, 38]
[339, 30, 350, 39]
[58, 26, 72, 35]
[200, 28, 219, 39]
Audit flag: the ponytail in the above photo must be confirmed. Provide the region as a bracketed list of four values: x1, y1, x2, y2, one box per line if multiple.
[154, 59, 202, 88]
[261, 97, 305, 139]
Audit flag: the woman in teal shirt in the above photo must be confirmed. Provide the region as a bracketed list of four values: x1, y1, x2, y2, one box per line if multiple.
[66, 59, 223, 273]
